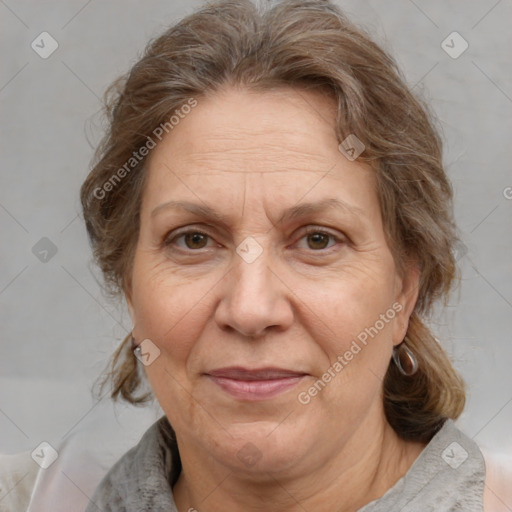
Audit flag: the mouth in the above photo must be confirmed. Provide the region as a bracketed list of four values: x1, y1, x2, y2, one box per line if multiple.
[205, 367, 308, 401]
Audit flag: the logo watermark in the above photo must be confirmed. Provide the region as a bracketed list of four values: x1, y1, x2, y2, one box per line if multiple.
[93, 98, 198, 200]
[338, 134, 365, 161]
[297, 302, 403, 405]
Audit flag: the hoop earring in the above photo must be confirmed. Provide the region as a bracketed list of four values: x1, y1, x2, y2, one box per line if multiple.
[130, 333, 140, 356]
[392, 341, 418, 376]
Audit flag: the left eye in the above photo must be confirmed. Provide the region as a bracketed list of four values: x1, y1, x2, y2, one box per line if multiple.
[296, 230, 340, 250]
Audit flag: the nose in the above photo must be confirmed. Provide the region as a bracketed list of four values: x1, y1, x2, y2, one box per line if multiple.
[214, 250, 294, 338]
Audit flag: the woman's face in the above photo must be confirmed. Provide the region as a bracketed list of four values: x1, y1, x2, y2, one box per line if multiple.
[127, 86, 419, 477]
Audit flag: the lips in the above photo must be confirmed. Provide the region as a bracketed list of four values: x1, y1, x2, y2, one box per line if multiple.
[208, 367, 306, 380]
[206, 367, 307, 401]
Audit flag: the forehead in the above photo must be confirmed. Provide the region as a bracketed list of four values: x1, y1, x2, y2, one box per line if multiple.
[148, 85, 342, 171]
[142, 86, 376, 217]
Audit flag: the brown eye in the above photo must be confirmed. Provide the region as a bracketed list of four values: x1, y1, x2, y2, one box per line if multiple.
[297, 228, 342, 251]
[183, 232, 209, 249]
[307, 232, 331, 250]
[165, 230, 213, 251]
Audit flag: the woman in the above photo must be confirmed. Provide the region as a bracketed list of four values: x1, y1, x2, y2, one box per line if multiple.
[80, 0, 510, 510]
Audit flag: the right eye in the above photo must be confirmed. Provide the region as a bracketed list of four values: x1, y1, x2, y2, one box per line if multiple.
[164, 229, 215, 251]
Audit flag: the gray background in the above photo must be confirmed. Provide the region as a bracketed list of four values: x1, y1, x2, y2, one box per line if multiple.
[1, 0, 511, 507]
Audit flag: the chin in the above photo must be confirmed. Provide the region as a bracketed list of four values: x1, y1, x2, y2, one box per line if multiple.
[209, 417, 314, 476]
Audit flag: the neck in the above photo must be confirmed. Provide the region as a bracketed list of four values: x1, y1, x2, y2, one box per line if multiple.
[173, 415, 426, 512]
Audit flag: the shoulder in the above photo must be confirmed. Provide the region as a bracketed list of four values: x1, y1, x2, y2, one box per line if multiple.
[85, 416, 171, 512]
[482, 449, 512, 512]
[0, 451, 40, 512]
[85, 435, 143, 510]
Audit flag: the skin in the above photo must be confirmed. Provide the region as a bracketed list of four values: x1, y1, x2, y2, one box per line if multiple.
[126, 85, 425, 512]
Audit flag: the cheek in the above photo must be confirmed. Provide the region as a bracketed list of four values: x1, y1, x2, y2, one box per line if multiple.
[299, 272, 398, 422]
[130, 259, 214, 364]
[130, 261, 217, 427]
[309, 259, 399, 352]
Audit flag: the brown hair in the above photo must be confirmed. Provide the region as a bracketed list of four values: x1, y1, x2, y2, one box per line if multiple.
[81, 0, 465, 442]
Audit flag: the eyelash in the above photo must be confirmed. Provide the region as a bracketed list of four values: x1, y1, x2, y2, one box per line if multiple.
[164, 226, 345, 253]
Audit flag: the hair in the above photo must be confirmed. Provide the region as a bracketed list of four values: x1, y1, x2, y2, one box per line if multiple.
[80, 0, 466, 443]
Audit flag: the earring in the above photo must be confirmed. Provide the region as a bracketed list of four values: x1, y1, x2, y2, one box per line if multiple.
[392, 342, 418, 376]
[130, 334, 141, 356]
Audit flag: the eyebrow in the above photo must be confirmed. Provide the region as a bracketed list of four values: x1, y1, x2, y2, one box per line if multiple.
[150, 198, 364, 226]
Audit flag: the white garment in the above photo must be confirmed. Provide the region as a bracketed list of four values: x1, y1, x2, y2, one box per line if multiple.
[0, 451, 38, 512]
[0, 400, 162, 512]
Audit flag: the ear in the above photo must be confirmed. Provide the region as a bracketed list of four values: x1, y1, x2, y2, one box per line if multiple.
[392, 262, 420, 346]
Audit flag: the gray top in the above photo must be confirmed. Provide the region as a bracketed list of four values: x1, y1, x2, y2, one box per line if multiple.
[85, 416, 485, 511]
